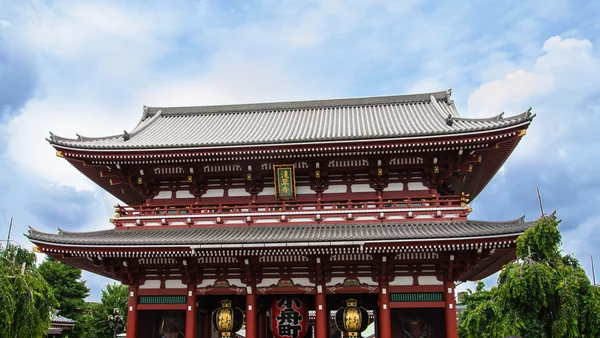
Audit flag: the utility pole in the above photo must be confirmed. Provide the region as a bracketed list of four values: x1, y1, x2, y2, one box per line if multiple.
[5, 217, 13, 250]
[592, 255, 597, 286]
[536, 188, 544, 216]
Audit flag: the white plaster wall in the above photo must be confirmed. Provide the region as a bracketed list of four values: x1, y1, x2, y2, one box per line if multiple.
[326, 277, 347, 286]
[165, 280, 186, 289]
[228, 188, 251, 197]
[256, 278, 281, 287]
[389, 277, 413, 286]
[418, 276, 443, 285]
[154, 191, 173, 199]
[385, 183, 404, 192]
[326, 185, 347, 193]
[407, 182, 428, 191]
[175, 190, 194, 198]
[351, 184, 375, 192]
[296, 186, 313, 195]
[204, 189, 225, 198]
[139, 280, 161, 289]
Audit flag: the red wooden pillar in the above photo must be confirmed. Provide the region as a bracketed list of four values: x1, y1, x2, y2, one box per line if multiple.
[378, 256, 391, 338]
[246, 291, 257, 338]
[186, 284, 197, 338]
[204, 313, 212, 338]
[378, 286, 391, 338]
[444, 279, 458, 338]
[126, 284, 138, 338]
[315, 291, 327, 338]
[257, 308, 266, 338]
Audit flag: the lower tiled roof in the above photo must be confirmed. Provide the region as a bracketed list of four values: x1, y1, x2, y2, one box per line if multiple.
[27, 218, 532, 247]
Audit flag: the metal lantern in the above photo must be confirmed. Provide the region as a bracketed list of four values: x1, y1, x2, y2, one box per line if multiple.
[212, 299, 244, 338]
[335, 299, 369, 337]
[271, 296, 308, 338]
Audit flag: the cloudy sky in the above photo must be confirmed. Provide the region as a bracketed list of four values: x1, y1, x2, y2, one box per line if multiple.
[1, 0, 599, 301]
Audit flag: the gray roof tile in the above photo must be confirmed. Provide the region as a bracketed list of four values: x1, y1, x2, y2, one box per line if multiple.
[48, 90, 534, 150]
[27, 218, 532, 247]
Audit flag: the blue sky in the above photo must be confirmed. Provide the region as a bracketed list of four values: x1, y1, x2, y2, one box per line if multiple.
[1, 0, 600, 301]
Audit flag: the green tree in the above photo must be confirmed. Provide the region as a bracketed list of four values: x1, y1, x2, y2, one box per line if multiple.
[39, 257, 90, 338]
[85, 282, 128, 338]
[459, 213, 600, 338]
[0, 244, 58, 338]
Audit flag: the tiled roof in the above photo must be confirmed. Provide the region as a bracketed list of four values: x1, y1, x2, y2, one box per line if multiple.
[53, 314, 76, 325]
[48, 90, 534, 150]
[27, 218, 532, 247]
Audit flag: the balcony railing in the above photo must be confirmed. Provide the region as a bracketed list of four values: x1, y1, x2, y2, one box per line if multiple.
[111, 195, 470, 227]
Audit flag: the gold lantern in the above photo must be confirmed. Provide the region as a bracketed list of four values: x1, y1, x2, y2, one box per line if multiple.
[335, 299, 369, 337]
[212, 299, 244, 338]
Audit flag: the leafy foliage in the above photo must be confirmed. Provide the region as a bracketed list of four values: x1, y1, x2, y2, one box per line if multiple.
[81, 282, 128, 338]
[39, 256, 90, 338]
[459, 214, 600, 338]
[0, 244, 58, 338]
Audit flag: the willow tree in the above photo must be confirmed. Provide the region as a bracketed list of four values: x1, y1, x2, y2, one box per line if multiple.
[459, 213, 600, 338]
[0, 244, 58, 338]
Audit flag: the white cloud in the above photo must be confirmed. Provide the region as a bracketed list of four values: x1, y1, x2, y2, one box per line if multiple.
[562, 215, 600, 283]
[467, 36, 600, 165]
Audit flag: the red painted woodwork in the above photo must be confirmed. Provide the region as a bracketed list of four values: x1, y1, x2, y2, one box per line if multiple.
[126, 285, 138, 338]
[388, 285, 444, 293]
[378, 288, 391, 338]
[246, 292, 257, 338]
[314, 293, 327, 338]
[137, 304, 187, 310]
[138, 288, 187, 296]
[444, 280, 459, 338]
[389, 302, 446, 309]
[111, 194, 468, 228]
[258, 309, 266, 338]
[186, 284, 197, 338]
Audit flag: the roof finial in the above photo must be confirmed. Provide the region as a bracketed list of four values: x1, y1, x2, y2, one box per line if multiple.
[498, 112, 504, 120]
[48, 131, 55, 141]
[446, 88, 452, 98]
[445, 114, 454, 126]
[123, 130, 130, 141]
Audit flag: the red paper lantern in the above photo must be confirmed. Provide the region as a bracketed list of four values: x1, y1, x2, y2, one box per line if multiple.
[271, 296, 308, 338]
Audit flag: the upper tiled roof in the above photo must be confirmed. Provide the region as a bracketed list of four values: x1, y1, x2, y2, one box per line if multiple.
[27, 218, 532, 247]
[48, 89, 534, 150]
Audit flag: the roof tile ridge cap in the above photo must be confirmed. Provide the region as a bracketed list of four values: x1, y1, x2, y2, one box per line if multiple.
[454, 107, 535, 123]
[49, 130, 127, 144]
[154, 90, 450, 115]
[429, 94, 449, 120]
[465, 216, 527, 225]
[129, 109, 163, 137]
[27, 226, 55, 236]
[57, 227, 114, 235]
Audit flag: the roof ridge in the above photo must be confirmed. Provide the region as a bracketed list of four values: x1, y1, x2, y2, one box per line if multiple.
[448, 108, 534, 124]
[144, 90, 452, 117]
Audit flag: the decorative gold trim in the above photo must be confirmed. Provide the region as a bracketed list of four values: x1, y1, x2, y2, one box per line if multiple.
[377, 167, 383, 176]
[55, 151, 64, 158]
[315, 170, 321, 179]
[517, 129, 527, 137]
[33, 246, 41, 253]
[246, 173, 252, 181]
[433, 166, 439, 174]
[187, 175, 193, 183]
[468, 165, 473, 172]
[478, 155, 482, 162]
[137, 177, 143, 185]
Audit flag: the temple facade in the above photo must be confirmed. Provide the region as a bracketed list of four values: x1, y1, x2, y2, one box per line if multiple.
[28, 89, 535, 338]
